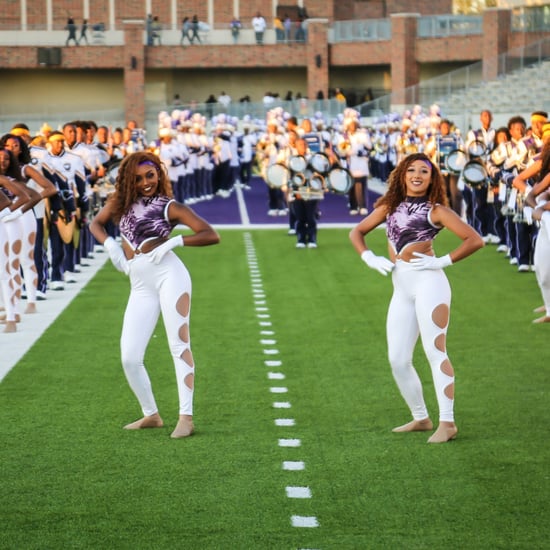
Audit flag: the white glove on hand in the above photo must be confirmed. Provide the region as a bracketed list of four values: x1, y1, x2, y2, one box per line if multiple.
[410, 252, 452, 270]
[361, 250, 395, 276]
[104, 237, 129, 275]
[0, 207, 12, 221]
[2, 207, 23, 222]
[147, 236, 183, 265]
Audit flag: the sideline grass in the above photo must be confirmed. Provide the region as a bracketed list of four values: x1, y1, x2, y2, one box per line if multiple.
[1, 228, 549, 549]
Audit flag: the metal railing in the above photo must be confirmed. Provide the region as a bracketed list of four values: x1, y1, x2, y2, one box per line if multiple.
[331, 19, 391, 42]
[354, 36, 550, 120]
[512, 5, 550, 32]
[416, 15, 482, 38]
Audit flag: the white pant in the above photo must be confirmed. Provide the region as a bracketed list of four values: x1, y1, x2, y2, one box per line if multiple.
[387, 260, 455, 422]
[534, 220, 550, 315]
[20, 210, 38, 304]
[120, 251, 194, 416]
[0, 222, 16, 322]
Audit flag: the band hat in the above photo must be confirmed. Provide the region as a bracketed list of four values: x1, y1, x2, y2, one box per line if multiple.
[531, 114, 547, 123]
[40, 123, 53, 134]
[10, 127, 30, 137]
[48, 132, 66, 143]
[542, 123, 550, 139]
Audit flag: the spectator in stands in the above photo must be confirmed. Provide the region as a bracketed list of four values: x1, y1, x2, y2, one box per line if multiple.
[335, 88, 346, 103]
[283, 14, 292, 43]
[295, 17, 306, 42]
[274, 16, 285, 43]
[65, 16, 78, 46]
[217, 92, 231, 108]
[180, 17, 192, 46]
[78, 19, 89, 45]
[252, 12, 266, 45]
[230, 17, 241, 44]
[152, 16, 162, 45]
[189, 15, 202, 44]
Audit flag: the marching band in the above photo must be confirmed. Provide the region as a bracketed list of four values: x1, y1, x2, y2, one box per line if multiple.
[1, 103, 549, 332]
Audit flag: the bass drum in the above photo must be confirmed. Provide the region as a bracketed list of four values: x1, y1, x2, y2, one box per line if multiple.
[445, 149, 468, 175]
[327, 167, 353, 195]
[308, 152, 331, 175]
[462, 160, 488, 188]
[265, 163, 290, 188]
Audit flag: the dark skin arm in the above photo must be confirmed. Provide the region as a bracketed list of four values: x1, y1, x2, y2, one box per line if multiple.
[0, 175, 30, 211]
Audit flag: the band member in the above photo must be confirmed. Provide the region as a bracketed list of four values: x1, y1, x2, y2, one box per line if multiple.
[465, 110, 496, 241]
[89, 151, 220, 438]
[349, 153, 484, 443]
[257, 117, 287, 216]
[0, 133, 57, 302]
[425, 119, 464, 217]
[290, 136, 321, 248]
[485, 127, 512, 253]
[343, 116, 371, 216]
[41, 131, 88, 289]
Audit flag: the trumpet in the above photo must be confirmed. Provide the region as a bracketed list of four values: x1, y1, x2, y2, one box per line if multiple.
[335, 139, 351, 157]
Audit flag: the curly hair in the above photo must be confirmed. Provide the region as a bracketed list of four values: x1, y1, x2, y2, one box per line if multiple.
[107, 151, 173, 223]
[374, 153, 449, 214]
[0, 134, 32, 165]
[0, 148, 22, 180]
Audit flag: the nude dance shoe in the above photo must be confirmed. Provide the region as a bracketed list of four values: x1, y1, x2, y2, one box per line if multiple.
[123, 413, 164, 430]
[170, 415, 194, 439]
[427, 422, 458, 443]
[533, 305, 546, 313]
[533, 315, 550, 324]
[392, 418, 433, 433]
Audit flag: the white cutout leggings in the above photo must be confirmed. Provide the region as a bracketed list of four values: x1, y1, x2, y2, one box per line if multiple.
[120, 251, 194, 416]
[386, 260, 455, 423]
[534, 220, 550, 315]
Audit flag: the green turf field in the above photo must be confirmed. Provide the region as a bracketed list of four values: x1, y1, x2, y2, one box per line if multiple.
[1, 228, 549, 550]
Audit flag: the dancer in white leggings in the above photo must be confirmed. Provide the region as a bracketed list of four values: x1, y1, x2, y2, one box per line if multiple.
[350, 153, 484, 443]
[0, 175, 32, 332]
[90, 151, 219, 438]
[527, 182, 550, 323]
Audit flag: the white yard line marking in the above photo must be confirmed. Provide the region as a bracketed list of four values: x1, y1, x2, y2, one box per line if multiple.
[244, 232, 319, 538]
[286, 487, 312, 499]
[275, 419, 295, 426]
[283, 461, 305, 471]
[291, 516, 319, 528]
[273, 401, 292, 408]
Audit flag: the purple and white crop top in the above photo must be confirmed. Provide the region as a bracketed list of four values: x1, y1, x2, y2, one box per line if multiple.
[119, 195, 175, 250]
[386, 196, 442, 254]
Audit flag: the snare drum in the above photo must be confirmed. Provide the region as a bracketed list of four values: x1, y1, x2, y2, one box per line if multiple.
[467, 139, 486, 158]
[308, 152, 331, 175]
[265, 163, 289, 188]
[327, 167, 353, 195]
[462, 160, 488, 188]
[288, 155, 307, 173]
[445, 149, 468, 175]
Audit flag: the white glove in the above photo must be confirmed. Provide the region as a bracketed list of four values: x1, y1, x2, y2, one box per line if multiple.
[361, 250, 395, 276]
[147, 236, 183, 265]
[410, 252, 452, 270]
[0, 207, 11, 221]
[104, 237, 129, 275]
[2, 207, 23, 222]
